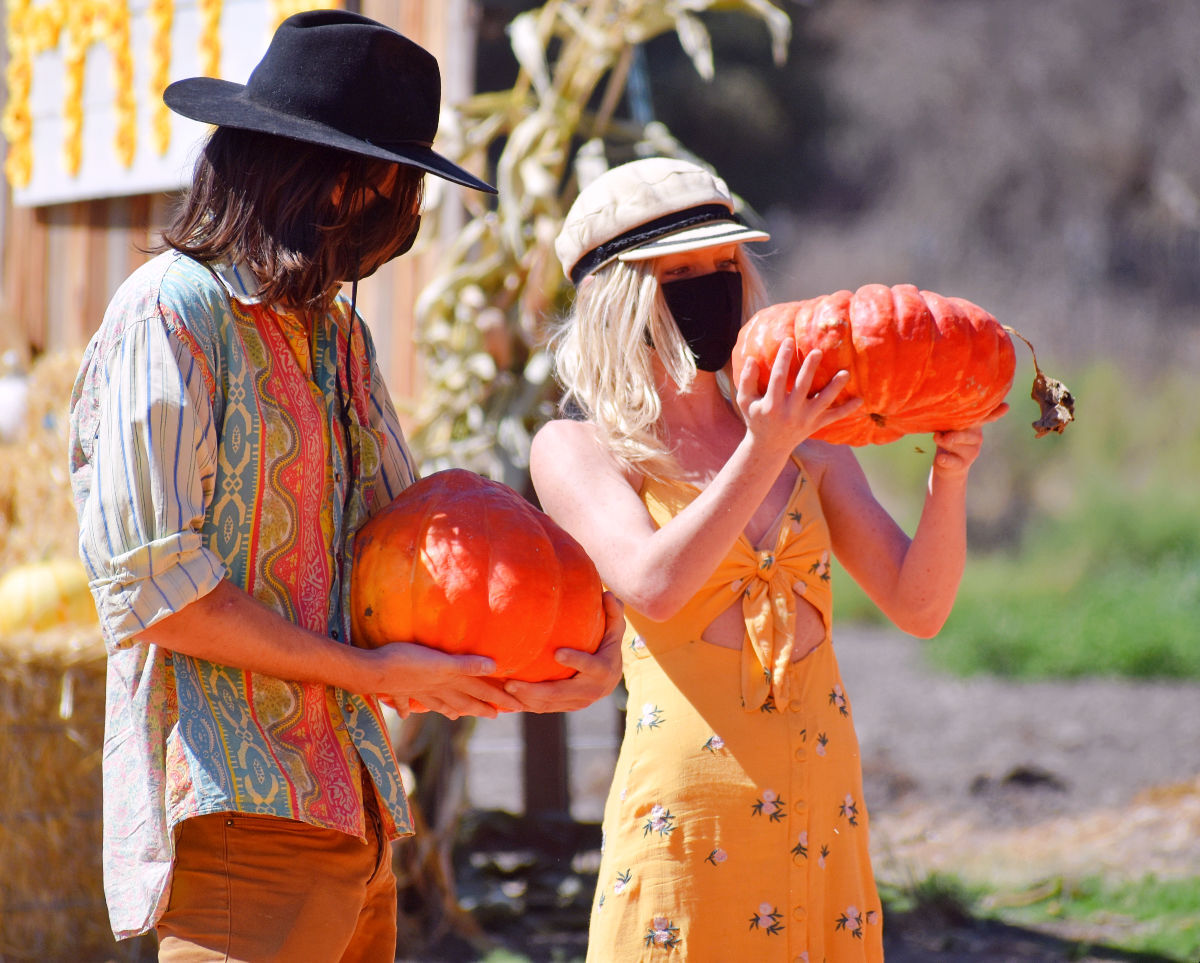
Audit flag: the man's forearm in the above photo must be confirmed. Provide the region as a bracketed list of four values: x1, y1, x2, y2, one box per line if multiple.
[135, 578, 382, 693]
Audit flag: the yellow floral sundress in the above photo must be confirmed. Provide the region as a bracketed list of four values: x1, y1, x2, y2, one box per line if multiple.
[587, 456, 884, 962]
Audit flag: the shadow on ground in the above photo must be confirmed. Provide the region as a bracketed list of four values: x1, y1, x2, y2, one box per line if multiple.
[395, 810, 1183, 963]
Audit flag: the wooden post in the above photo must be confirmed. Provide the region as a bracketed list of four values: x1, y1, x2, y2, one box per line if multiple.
[521, 712, 570, 816]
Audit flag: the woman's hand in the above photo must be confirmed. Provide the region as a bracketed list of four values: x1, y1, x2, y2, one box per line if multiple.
[932, 403, 1008, 477]
[735, 341, 862, 452]
[503, 592, 626, 714]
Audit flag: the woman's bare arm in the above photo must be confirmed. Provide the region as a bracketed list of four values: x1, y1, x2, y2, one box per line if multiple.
[818, 409, 1006, 637]
[531, 345, 859, 620]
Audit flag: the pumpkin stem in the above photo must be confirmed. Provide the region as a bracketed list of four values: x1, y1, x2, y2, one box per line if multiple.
[1002, 325, 1076, 438]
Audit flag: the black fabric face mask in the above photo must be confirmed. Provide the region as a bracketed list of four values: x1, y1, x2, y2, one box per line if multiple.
[661, 270, 744, 372]
[392, 213, 422, 259]
[353, 213, 421, 280]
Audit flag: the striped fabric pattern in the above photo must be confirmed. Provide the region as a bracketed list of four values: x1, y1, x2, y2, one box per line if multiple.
[69, 251, 417, 939]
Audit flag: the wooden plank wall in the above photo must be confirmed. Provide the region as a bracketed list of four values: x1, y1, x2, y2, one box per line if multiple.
[1, 195, 167, 360]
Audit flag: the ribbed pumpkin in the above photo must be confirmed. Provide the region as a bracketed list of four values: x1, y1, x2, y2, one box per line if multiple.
[732, 283, 1017, 446]
[0, 558, 98, 634]
[350, 469, 604, 683]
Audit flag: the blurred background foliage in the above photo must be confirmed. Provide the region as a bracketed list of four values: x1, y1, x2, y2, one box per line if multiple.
[417, 0, 1200, 682]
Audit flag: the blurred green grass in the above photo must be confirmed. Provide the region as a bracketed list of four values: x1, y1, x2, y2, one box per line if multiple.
[984, 873, 1200, 962]
[833, 362, 1200, 680]
[880, 871, 1200, 961]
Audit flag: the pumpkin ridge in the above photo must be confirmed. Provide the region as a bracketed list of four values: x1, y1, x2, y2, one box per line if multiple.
[413, 484, 447, 649]
[887, 285, 938, 423]
[487, 494, 544, 677]
[522, 513, 566, 682]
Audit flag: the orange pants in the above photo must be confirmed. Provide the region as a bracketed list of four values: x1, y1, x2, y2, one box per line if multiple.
[157, 804, 397, 963]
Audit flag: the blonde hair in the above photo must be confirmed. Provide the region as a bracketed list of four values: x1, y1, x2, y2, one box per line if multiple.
[549, 245, 769, 479]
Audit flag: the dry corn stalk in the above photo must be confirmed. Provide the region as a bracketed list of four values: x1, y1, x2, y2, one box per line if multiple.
[411, 0, 791, 485]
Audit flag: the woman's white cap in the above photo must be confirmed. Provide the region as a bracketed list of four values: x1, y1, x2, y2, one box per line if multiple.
[555, 157, 770, 286]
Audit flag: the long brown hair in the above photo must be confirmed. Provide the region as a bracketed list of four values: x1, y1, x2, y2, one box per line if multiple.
[160, 126, 424, 309]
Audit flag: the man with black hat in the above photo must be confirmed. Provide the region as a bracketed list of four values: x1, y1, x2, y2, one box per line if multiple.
[68, 11, 622, 960]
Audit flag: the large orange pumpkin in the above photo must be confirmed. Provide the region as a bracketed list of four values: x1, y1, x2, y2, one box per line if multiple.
[350, 469, 605, 683]
[732, 283, 1017, 446]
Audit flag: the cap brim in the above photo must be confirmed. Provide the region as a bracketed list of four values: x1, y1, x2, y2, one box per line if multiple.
[617, 220, 770, 262]
[164, 77, 497, 194]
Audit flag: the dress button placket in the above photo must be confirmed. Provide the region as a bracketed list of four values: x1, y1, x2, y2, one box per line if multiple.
[788, 676, 810, 958]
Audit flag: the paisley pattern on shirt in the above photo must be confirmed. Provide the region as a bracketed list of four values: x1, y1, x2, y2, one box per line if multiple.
[70, 251, 417, 938]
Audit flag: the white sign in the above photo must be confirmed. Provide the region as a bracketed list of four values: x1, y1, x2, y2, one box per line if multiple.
[12, 0, 277, 207]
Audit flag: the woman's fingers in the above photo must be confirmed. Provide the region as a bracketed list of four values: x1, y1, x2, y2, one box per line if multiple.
[816, 389, 863, 428]
[767, 339, 800, 397]
[788, 344, 822, 397]
[932, 425, 985, 473]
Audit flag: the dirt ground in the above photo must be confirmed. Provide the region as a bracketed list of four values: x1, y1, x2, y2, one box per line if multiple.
[453, 625, 1200, 962]
[839, 626, 1200, 961]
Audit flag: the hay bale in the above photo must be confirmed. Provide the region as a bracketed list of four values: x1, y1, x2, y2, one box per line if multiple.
[0, 351, 137, 956]
[0, 352, 82, 573]
[0, 625, 128, 961]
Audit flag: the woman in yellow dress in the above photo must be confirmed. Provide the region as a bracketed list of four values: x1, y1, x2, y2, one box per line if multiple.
[531, 157, 1006, 962]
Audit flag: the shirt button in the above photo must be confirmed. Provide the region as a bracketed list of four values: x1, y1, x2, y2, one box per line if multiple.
[792, 906, 807, 922]
[794, 746, 806, 761]
[793, 799, 807, 813]
[788, 699, 804, 712]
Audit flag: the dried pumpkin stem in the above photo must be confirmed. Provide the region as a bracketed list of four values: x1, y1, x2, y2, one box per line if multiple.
[1002, 325, 1076, 438]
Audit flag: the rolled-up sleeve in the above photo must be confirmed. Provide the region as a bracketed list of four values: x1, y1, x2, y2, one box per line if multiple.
[75, 315, 225, 650]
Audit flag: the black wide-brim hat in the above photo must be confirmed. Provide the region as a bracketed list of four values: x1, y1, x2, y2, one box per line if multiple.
[163, 9, 495, 193]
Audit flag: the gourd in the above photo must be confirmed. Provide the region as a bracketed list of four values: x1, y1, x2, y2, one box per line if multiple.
[0, 558, 98, 634]
[350, 469, 604, 685]
[731, 283, 1074, 445]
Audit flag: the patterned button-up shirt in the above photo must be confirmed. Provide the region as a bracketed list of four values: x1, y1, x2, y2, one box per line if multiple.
[69, 251, 417, 939]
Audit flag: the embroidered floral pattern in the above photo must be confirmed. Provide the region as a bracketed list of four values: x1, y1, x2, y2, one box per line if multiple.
[839, 794, 860, 826]
[705, 848, 728, 866]
[643, 804, 676, 837]
[702, 734, 725, 752]
[644, 916, 681, 949]
[752, 789, 786, 821]
[637, 703, 665, 732]
[836, 905, 864, 938]
[829, 684, 849, 717]
[791, 830, 808, 859]
[614, 869, 633, 894]
[749, 903, 785, 935]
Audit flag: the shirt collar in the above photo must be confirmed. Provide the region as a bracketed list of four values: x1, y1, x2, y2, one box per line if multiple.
[208, 261, 268, 305]
[207, 261, 346, 312]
